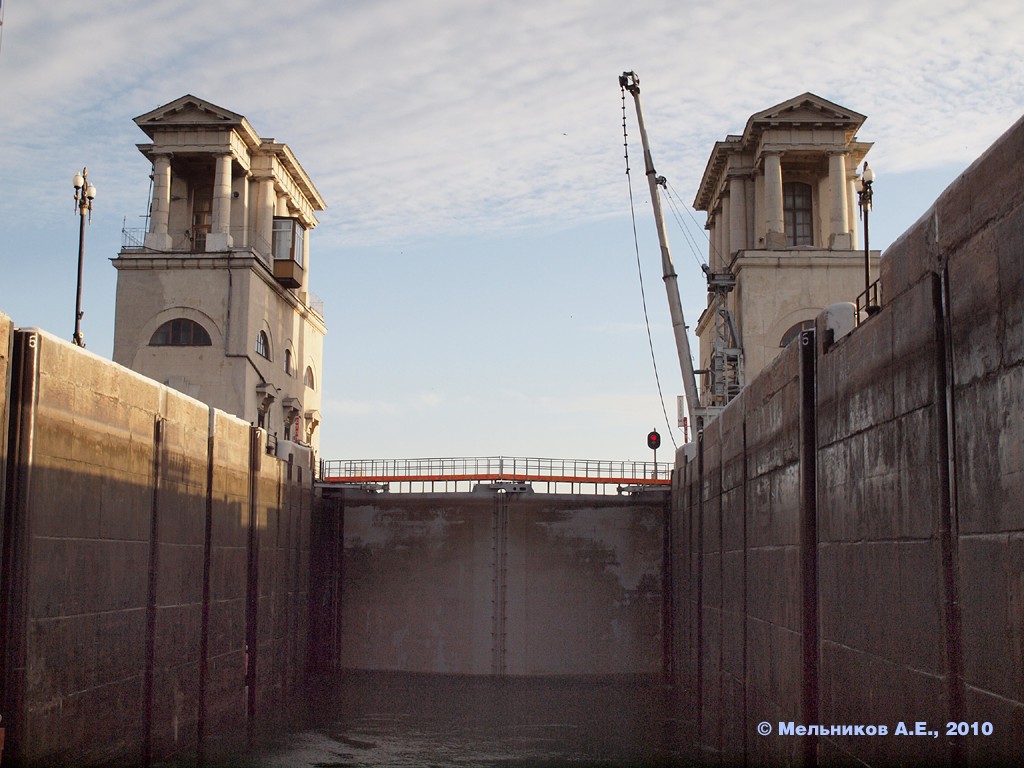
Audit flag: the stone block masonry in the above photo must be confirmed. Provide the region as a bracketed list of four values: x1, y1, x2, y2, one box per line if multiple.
[672, 112, 1024, 765]
[0, 326, 311, 766]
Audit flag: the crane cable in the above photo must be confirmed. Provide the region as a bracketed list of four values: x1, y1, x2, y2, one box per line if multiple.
[621, 84, 678, 452]
[663, 183, 711, 270]
[666, 178, 725, 268]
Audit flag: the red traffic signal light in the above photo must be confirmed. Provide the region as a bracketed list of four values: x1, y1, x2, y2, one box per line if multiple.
[647, 430, 661, 450]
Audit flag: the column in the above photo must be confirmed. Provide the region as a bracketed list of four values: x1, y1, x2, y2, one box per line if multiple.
[747, 177, 757, 249]
[847, 174, 860, 250]
[763, 151, 785, 248]
[235, 173, 250, 248]
[256, 177, 275, 262]
[728, 174, 748, 256]
[828, 151, 852, 249]
[144, 155, 172, 250]
[207, 153, 233, 251]
[707, 220, 718, 267]
[719, 194, 731, 269]
[301, 226, 310, 290]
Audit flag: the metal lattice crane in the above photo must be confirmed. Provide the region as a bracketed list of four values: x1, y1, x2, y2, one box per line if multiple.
[701, 266, 744, 408]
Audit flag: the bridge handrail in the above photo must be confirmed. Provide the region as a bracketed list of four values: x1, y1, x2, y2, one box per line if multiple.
[319, 456, 671, 485]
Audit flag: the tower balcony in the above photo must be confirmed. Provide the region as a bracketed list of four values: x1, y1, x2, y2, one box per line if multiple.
[121, 226, 273, 268]
[118, 226, 324, 319]
[272, 257, 303, 288]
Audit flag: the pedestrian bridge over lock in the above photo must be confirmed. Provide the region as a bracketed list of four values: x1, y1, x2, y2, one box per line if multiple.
[318, 455, 673, 494]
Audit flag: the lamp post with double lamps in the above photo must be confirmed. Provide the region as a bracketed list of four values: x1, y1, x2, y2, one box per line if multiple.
[854, 161, 877, 316]
[72, 167, 96, 347]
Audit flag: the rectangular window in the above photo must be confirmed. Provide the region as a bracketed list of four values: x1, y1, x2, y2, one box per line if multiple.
[783, 182, 813, 246]
[272, 217, 305, 267]
[192, 187, 213, 251]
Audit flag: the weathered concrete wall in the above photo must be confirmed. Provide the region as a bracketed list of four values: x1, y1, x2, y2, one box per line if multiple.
[675, 340, 808, 767]
[0, 327, 311, 766]
[814, 273, 954, 766]
[673, 112, 1024, 765]
[925, 116, 1024, 766]
[317, 490, 668, 677]
[253, 435, 311, 716]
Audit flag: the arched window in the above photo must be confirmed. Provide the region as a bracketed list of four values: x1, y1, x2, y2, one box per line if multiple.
[780, 319, 815, 347]
[304, 366, 315, 390]
[255, 330, 271, 360]
[149, 318, 212, 346]
[284, 349, 294, 376]
[783, 182, 813, 246]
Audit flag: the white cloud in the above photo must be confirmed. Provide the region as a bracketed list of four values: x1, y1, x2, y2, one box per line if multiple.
[1, 0, 1022, 462]
[3, 0, 1021, 247]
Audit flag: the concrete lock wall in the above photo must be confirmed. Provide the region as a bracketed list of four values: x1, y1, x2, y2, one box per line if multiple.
[673, 339, 808, 767]
[0, 326, 311, 766]
[317, 490, 669, 677]
[673, 113, 1024, 765]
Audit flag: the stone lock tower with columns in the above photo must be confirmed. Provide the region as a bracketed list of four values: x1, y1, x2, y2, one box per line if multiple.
[693, 93, 880, 393]
[112, 95, 326, 453]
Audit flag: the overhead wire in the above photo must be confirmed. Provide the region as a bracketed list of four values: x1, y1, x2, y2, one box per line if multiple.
[620, 84, 678, 452]
[662, 186, 708, 273]
[667, 178, 724, 268]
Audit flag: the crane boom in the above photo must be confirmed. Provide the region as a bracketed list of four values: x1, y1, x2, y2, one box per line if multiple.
[619, 71, 701, 433]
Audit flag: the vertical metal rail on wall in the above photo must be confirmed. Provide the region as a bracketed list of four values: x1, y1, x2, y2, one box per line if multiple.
[934, 270, 965, 763]
[245, 427, 262, 734]
[287, 455, 301, 690]
[0, 330, 40, 766]
[333, 494, 345, 672]
[741, 421, 750, 762]
[799, 329, 820, 767]
[197, 407, 216, 763]
[142, 415, 165, 767]
[694, 429, 705, 739]
[490, 493, 509, 676]
[0, 324, 10, 563]
[716, 421, 726, 757]
[661, 476, 674, 682]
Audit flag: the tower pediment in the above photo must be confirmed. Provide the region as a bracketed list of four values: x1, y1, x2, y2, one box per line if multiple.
[695, 93, 868, 210]
[748, 92, 865, 128]
[134, 94, 265, 156]
[134, 95, 244, 133]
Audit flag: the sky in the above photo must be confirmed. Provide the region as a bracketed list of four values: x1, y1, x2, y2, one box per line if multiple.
[0, 0, 1022, 463]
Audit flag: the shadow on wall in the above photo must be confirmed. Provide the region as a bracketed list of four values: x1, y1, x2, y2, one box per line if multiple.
[0, 323, 312, 766]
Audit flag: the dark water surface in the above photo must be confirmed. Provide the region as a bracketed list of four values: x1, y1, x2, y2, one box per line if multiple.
[235, 671, 696, 767]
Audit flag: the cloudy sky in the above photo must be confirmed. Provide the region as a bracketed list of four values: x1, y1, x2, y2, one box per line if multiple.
[1, 0, 1021, 462]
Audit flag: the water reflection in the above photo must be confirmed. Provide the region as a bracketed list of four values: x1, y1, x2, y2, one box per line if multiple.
[247, 671, 695, 767]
